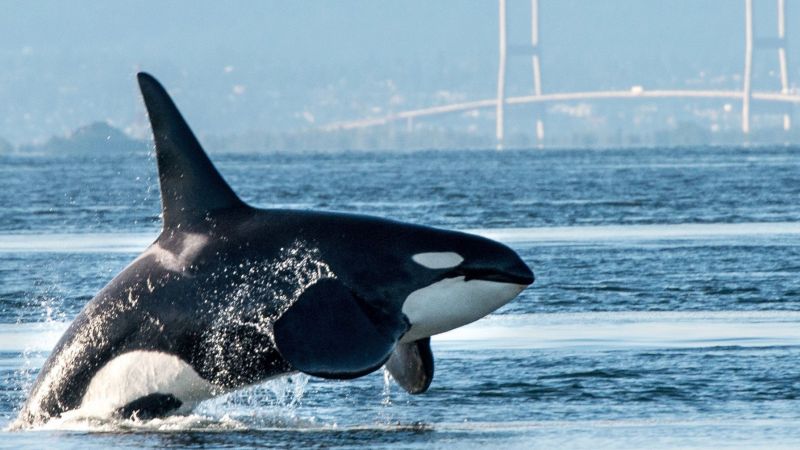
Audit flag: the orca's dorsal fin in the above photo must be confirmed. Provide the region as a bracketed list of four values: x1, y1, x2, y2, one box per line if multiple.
[137, 72, 245, 230]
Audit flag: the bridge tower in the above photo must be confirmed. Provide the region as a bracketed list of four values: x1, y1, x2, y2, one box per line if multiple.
[743, 0, 792, 134]
[496, 0, 544, 148]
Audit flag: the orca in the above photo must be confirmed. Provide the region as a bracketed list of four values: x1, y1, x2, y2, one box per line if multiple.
[14, 73, 533, 427]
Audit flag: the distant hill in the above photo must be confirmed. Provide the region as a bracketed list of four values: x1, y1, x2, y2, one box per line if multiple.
[19, 122, 149, 155]
[12, 119, 798, 155]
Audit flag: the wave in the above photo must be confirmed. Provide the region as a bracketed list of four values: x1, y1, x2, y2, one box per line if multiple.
[467, 222, 800, 244]
[0, 233, 156, 253]
[434, 310, 800, 350]
[0, 322, 68, 352]
[1, 222, 799, 253]
[7, 310, 800, 354]
[15, 412, 800, 448]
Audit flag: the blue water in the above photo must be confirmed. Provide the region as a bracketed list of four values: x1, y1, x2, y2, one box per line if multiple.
[1, 146, 799, 448]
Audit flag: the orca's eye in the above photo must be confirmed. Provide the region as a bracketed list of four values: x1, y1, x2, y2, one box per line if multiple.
[411, 252, 464, 269]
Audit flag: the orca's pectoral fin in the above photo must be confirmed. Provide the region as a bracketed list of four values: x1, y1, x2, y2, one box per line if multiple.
[385, 338, 434, 394]
[273, 278, 399, 379]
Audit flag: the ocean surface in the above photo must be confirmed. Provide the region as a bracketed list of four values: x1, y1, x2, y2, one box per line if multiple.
[1, 146, 799, 449]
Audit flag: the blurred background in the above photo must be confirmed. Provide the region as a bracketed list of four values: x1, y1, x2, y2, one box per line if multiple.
[1, 0, 798, 153]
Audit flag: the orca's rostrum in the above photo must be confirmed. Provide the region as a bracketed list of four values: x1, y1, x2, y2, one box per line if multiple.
[16, 73, 534, 426]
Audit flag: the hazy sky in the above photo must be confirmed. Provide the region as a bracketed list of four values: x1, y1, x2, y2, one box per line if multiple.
[0, 0, 796, 144]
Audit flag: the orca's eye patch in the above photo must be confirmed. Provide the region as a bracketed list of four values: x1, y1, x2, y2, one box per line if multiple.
[412, 252, 464, 269]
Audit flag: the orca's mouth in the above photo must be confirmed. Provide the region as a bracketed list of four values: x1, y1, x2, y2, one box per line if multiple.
[445, 263, 534, 286]
[467, 269, 534, 285]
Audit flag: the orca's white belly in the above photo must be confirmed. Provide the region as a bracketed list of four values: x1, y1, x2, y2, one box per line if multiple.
[80, 350, 220, 416]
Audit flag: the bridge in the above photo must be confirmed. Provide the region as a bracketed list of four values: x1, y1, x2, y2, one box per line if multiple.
[323, 0, 799, 147]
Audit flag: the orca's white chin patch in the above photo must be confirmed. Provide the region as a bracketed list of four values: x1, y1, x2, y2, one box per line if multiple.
[399, 277, 526, 343]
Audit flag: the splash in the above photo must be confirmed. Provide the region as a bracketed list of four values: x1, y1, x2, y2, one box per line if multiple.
[200, 241, 334, 386]
[373, 367, 397, 427]
[197, 373, 312, 427]
[12, 240, 333, 429]
[27, 410, 249, 433]
[17, 279, 170, 427]
[14, 373, 313, 433]
[9, 295, 69, 429]
[381, 367, 393, 407]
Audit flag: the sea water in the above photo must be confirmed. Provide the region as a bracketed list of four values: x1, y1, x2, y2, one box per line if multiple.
[1, 146, 799, 448]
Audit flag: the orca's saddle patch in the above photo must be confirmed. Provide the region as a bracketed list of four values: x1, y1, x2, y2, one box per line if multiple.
[385, 338, 434, 394]
[116, 393, 183, 420]
[273, 278, 400, 379]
